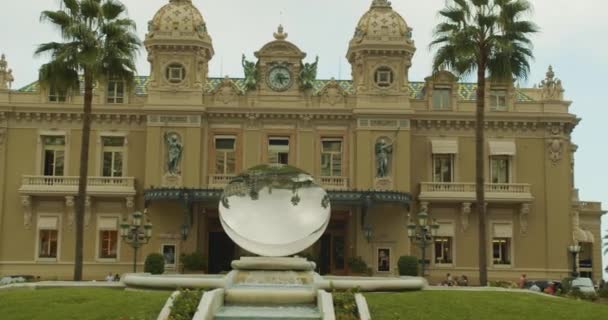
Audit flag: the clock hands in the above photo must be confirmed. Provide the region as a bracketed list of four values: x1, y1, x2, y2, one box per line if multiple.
[275, 72, 288, 85]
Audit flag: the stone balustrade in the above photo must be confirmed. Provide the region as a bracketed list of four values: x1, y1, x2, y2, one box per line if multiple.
[19, 175, 136, 197]
[419, 182, 533, 203]
[207, 174, 349, 191]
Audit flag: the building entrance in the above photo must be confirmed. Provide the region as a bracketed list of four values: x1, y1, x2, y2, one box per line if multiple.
[317, 213, 349, 275]
[208, 231, 235, 274]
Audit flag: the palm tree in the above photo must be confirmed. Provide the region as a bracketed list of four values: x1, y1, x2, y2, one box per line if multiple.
[36, 0, 140, 280]
[431, 0, 538, 286]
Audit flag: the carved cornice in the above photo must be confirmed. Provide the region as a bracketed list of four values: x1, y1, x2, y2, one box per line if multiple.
[412, 119, 577, 135]
[207, 112, 352, 121]
[10, 111, 145, 125]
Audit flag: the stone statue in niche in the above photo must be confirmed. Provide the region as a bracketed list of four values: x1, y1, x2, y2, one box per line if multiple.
[375, 138, 393, 178]
[165, 132, 183, 175]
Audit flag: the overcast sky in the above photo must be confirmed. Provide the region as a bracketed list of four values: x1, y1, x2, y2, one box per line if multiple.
[1, 0, 606, 277]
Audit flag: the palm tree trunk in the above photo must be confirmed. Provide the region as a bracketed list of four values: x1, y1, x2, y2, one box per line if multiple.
[73, 71, 93, 281]
[476, 60, 488, 286]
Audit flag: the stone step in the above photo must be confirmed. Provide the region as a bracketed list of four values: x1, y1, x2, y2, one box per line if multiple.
[214, 305, 322, 320]
[225, 287, 316, 305]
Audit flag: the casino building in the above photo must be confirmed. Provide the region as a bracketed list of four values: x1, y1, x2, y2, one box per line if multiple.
[0, 0, 603, 283]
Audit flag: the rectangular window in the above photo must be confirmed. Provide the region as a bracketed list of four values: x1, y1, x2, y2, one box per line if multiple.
[99, 230, 118, 259]
[432, 154, 454, 182]
[268, 137, 290, 165]
[434, 237, 453, 264]
[38, 229, 58, 258]
[162, 244, 177, 266]
[492, 238, 511, 265]
[98, 217, 118, 259]
[321, 139, 343, 177]
[490, 156, 510, 183]
[432, 88, 451, 110]
[48, 87, 67, 102]
[37, 216, 59, 259]
[490, 90, 507, 111]
[215, 136, 236, 175]
[107, 80, 125, 104]
[102, 137, 125, 177]
[42, 136, 65, 176]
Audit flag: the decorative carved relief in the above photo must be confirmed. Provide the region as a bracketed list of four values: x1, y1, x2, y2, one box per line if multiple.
[65, 196, 75, 229]
[21, 195, 32, 229]
[318, 78, 347, 106]
[126, 196, 135, 210]
[547, 138, 563, 165]
[84, 196, 91, 227]
[520, 203, 531, 235]
[420, 202, 429, 213]
[213, 76, 242, 105]
[461, 202, 472, 232]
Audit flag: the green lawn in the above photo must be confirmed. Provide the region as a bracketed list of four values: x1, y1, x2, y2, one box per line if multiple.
[0, 288, 170, 320]
[366, 291, 608, 320]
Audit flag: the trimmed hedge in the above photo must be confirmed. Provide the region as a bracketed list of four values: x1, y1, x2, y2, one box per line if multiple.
[181, 252, 207, 272]
[397, 256, 418, 276]
[169, 289, 204, 320]
[347, 256, 368, 274]
[144, 253, 165, 275]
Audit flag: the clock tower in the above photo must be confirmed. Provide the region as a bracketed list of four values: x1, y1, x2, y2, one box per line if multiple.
[253, 26, 309, 96]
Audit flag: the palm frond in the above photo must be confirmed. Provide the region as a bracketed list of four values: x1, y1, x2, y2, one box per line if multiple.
[101, 0, 125, 20]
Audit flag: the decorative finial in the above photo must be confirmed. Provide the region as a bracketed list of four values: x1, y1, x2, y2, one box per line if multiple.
[0, 54, 14, 90]
[539, 65, 563, 100]
[273, 24, 288, 40]
[371, 0, 392, 8]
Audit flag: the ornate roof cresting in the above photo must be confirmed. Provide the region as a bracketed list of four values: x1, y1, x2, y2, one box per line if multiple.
[539, 65, 564, 100]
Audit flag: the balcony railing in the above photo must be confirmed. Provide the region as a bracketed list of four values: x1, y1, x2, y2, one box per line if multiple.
[419, 182, 533, 202]
[208, 174, 237, 188]
[19, 175, 136, 196]
[207, 174, 350, 191]
[317, 176, 349, 190]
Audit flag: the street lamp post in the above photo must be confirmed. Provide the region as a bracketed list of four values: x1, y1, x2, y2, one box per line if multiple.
[407, 211, 439, 277]
[120, 210, 153, 273]
[568, 244, 581, 278]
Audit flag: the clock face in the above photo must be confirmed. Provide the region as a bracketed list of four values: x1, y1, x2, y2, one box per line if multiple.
[267, 66, 292, 91]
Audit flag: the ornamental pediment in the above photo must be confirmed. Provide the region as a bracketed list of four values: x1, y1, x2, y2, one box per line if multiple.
[255, 40, 306, 60]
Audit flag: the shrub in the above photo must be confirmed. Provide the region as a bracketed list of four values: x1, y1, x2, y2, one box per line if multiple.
[333, 288, 359, 320]
[397, 256, 418, 276]
[599, 286, 608, 298]
[169, 289, 204, 320]
[181, 252, 207, 272]
[488, 280, 518, 289]
[144, 253, 165, 275]
[566, 287, 598, 302]
[561, 277, 574, 294]
[347, 257, 368, 274]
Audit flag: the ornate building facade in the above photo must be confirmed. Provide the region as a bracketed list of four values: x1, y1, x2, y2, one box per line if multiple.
[0, 0, 603, 283]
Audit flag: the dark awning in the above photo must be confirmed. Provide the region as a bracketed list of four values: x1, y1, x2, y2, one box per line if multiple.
[144, 187, 411, 208]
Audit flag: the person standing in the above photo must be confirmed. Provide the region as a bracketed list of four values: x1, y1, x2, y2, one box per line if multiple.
[518, 274, 527, 289]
